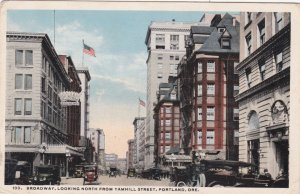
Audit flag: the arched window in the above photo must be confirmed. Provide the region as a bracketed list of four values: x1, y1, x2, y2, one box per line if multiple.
[248, 111, 259, 131]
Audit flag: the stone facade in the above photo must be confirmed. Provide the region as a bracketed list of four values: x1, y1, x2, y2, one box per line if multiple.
[236, 12, 290, 178]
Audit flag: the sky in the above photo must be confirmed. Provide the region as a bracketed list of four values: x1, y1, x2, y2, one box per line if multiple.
[7, 10, 204, 158]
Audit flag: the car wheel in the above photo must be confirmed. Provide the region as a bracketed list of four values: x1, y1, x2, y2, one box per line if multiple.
[212, 184, 225, 187]
[176, 181, 186, 187]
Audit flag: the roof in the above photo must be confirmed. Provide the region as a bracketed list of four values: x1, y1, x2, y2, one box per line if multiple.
[193, 35, 210, 44]
[191, 26, 214, 34]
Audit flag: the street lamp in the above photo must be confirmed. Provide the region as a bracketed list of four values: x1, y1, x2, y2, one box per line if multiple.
[65, 149, 71, 178]
[170, 153, 176, 168]
[39, 142, 47, 165]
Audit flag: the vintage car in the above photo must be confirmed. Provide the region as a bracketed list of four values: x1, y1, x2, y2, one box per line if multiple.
[5, 159, 18, 185]
[142, 168, 161, 180]
[127, 168, 136, 178]
[15, 161, 32, 185]
[83, 164, 98, 185]
[172, 160, 282, 188]
[73, 164, 84, 178]
[109, 167, 118, 178]
[31, 165, 61, 185]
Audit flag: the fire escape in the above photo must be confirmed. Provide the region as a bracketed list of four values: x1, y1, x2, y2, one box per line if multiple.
[178, 55, 193, 155]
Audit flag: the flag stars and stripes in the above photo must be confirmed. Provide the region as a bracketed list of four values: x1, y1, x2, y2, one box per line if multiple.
[83, 43, 96, 57]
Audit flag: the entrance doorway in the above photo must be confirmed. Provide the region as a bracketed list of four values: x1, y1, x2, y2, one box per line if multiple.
[275, 140, 289, 176]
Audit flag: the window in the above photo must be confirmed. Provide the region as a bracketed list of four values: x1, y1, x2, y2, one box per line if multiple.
[245, 12, 252, 24]
[234, 85, 239, 96]
[207, 61, 215, 72]
[156, 34, 165, 43]
[48, 106, 52, 122]
[15, 127, 22, 144]
[258, 19, 265, 46]
[25, 50, 33, 66]
[24, 98, 32, 115]
[41, 77, 46, 93]
[197, 107, 202, 121]
[48, 86, 53, 101]
[157, 72, 163, 79]
[170, 55, 174, 60]
[160, 120, 164, 126]
[165, 145, 171, 151]
[15, 98, 22, 115]
[24, 127, 31, 143]
[207, 107, 215, 121]
[275, 52, 283, 72]
[15, 74, 23, 89]
[198, 62, 202, 73]
[170, 93, 176, 100]
[206, 130, 215, 145]
[15, 50, 23, 66]
[170, 35, 179, 42]
[24, 74, 32, 90]
[170, 43, 179, 50]
[218, 28, 225, 33]
[158, 63, 163, 69]
[157, 54, 163, 60]
[198, 84, 202, 96]
[165, 119, 171, 126]
[234, 130, 239, 145]
[207, 84, 215, 96]
[221, 38, 230, 49]
[274, 12, 283, 32]
[175, 56, 180, 60]
[245, 33, 252, 56]
[166, 107, 171, 113]
[246, 68, 252, 88]
[165, 133, 171, 140]
[234, 108, 239, 121]
[197, 130, 202, 144]
[234, 62, 239, 74]
[259, 59, 266, 81]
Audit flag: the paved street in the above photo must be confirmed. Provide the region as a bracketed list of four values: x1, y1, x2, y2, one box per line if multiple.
[61, 175, 171, 186]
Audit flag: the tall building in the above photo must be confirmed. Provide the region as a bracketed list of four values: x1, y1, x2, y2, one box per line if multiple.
[144, 20, 202, 169]
[59, 55, 82, 147]
[179, 13, 240, 160]
[98, 129, 106, 171]
[5, 32, 83, 176]
[236, 12, 290, 178]
[77, 66, 91, 147]
[127, 139, 135, 169]
[117, 158, 127, 174]
[154, 80, 180, 164]
[133, 117, 146, 169]
[87, 128, 101, 163]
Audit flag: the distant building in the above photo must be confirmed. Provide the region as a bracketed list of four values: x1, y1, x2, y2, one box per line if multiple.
[5, 32, 83, 176]
[127, 139, 135, 169]
[133, 117, 146, 169]
[144, 20, 202, 169]
[98, 129, 105, 171]
[179, 13, 240, 160]
[77, 66, 91, 147]
[87, 128, 101, 163]
[236, 12, 290, 178]
[154, 80, 180, 165]
[105, 153, 118, 170]
[117, 158, 127, 174]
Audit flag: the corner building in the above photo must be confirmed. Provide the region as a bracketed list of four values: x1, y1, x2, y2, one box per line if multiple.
[144, 20, 202, 169]
[236, 12, 290, 178]
[179, 14, 240, 160]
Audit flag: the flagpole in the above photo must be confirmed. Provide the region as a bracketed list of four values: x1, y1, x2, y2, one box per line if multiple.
[138, 98, 140, 119]
[82, 39, 84, 67]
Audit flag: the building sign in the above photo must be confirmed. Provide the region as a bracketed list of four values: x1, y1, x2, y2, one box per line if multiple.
[59, 91, 81, 106]
[271, 100, 288, 125]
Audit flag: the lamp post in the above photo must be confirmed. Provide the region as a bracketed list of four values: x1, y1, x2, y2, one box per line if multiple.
[65, 149, 71, 178]
[170, 153, 176, 168]
[39, 142, 47, 165]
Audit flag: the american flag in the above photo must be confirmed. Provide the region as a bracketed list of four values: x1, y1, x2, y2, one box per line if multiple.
[83, 43, 96, 57]
[139, 98, 146, 107]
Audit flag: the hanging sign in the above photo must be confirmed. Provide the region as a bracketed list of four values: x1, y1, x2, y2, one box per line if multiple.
[59, 91, 81, 106]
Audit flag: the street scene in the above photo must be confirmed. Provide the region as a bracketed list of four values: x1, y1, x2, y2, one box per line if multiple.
[4, 8, 290, 188]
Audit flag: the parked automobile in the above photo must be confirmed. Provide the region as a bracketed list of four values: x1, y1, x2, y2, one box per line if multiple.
[5, 159, 18, 185]
[31, 165, 61, 185]
[73, 164, 84, 178]
[127, 168, 136, 178]
[83, 164, 98, 185]
[15, 161, 32, 185]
